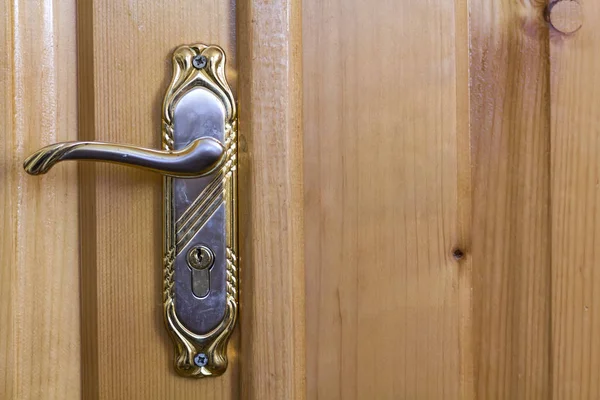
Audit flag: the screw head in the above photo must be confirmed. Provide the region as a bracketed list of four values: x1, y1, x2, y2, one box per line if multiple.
[194, 352, 208, 367]
[192, 55, 207, 69]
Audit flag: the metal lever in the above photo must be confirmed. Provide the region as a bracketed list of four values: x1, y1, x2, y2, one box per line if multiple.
[23, 137, 225, 178]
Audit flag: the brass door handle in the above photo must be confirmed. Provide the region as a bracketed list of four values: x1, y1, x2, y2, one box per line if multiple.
[23, 137, 225, 178]
[23, 44, 238, 379]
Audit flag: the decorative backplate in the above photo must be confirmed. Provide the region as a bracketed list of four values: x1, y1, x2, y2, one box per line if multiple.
[162, 44, 237, 378]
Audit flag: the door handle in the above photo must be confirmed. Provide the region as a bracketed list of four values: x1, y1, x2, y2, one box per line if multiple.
[23, 137, 225, 178]
[23, 44, 239, 379]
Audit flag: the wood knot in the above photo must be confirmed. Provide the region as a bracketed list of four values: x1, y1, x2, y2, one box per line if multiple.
[452, 248, 465, 261]
[547, 0, 583, 35]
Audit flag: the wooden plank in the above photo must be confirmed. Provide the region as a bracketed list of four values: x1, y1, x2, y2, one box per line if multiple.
[237, 0, 306, 398]
[469, 0, 551, 398]
[0, 0, 80, 399]
[549, 1, 600, 398]
[76, 1, 238, 398]
[303, 0, 469, 397]
[455, 0, 475, 397]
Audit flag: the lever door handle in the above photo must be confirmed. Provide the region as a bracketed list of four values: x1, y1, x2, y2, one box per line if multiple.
[23, 44, 239, 379]
[23, 137, 225, 177]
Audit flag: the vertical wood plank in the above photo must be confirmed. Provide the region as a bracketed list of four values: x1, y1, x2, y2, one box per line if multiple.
[455, 0, 476, 396]
[303, 0, 469, 398]
[0, 0, 80, 399]
[469, 0, 551, 398]
[237, 0, 306, 398]
[550, 1, 600, 398]
[76, 1, 238, 398]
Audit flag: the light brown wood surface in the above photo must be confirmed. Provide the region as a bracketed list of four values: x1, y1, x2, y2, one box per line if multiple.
[550, 1, 600, 398]
[303, 0, 560, 398]
[4, 0, 600, 398]
[76, 0, 305, 398]
[303, 0, 469, 398]
[238, 0, 306, 398]
[0, 0, 80, 399]
[76, 1, 239, 398]
[0, 0, 305, 398]
[469, 0, 552, 398]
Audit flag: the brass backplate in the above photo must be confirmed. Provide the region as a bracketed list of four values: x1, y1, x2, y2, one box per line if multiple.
[162, 44, 238, 378]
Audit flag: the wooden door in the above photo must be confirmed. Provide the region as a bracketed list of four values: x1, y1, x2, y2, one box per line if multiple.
[304, 0, 598, 398]
[1, 0, 303, 399]
[2, 0, 599, 399]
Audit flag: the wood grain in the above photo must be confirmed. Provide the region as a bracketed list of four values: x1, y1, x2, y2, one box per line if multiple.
[76, 1, 238, 398]
[550, 2, 600, 397]
[303, 0, 469, 398]
[237, 0, 306, 398]
[0, 0, 80, 399]
[469, 0, 552, 398]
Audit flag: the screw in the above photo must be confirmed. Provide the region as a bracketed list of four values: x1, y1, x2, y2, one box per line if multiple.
[194, 353, 208, 367]
[192, 55, 207, 70]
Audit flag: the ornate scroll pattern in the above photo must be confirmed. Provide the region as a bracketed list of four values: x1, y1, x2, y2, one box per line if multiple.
[162, 44, 238, 378]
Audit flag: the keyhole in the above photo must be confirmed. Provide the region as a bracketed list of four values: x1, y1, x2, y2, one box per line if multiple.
[187, 245, 215, 298]
[187, 246, 214, 270]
